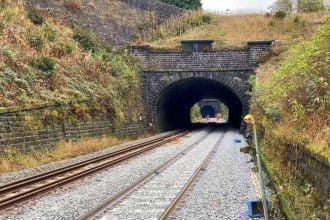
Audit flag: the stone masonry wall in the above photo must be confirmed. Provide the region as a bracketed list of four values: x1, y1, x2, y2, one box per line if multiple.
[286, 146, 330, 201]
[0, 104, 148, 150]
[132, 41, 273, 71]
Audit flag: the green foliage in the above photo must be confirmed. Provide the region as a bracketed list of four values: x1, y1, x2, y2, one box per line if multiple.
[33, 56, 56, 75]
[190, 104, 201, 123]
[43, 24, 57, 42]
[64, 43, 74, 54]
[272, 0, 293, 13]
[255, 18, 330, 124]
[158, 0, 202, 10]
[28, 34, 44, 51]
[250, 18, 330, 218]
[27, 10, 44, 25]
[72, 30, 99, 52]
[297, 0, 325, 12]
[219, 103, 229, 121]
[274, 11, 287, 19]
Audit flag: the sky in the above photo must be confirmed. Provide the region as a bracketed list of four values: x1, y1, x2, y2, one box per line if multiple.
[202, 0, 277, 12]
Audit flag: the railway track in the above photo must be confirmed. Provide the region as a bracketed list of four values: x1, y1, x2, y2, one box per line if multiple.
[80, 128, 224, 220]
[0, 130, 188, 211]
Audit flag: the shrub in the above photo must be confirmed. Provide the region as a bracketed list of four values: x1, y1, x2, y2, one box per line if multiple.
[64, 43, 74, 54]
[268, 20, 275, 27]
[274, 11, 287, 19]
[0, 2, 6, 12]
[43, 25, 57, 42]
[28, 34, 44, 50]
[34, 56, 56, 75]
[51, 43, 74, 58]
[73, 31, 99, 52]
[201, 15, 211, 24]
[27, 10, 44, 25]
[63, 0, 82, 12]
[297, 0, 325, 12]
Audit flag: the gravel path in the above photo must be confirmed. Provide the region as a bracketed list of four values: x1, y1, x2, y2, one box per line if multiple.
[172, 129, 259, 219]
[0, 130, 177, 186]
[96, 129, 224, 220]
[0, 129, 208, 220]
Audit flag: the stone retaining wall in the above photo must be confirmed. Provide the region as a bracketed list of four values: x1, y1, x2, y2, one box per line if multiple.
[0, 104, 148, 150]
[286, 146, 330, 201]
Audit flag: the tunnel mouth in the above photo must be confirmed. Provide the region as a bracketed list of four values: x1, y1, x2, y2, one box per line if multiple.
[156, 78, 243, 131]
[200, 105, 216, 118]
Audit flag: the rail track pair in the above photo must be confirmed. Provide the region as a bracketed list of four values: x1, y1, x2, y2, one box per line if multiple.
[81, 128, 224, 220]
[0, 131, 188, 211]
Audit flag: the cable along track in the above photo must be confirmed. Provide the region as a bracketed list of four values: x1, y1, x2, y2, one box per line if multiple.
[81, 128, 225, 220]
[0, 131, 188, 211]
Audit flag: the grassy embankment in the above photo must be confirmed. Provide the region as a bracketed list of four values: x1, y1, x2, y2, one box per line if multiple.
[146, 11, 328, 48]
[0, 133, 155, 173]
[0, 1, 148, 173]
[250, 18, 329, 218]
[145, 10, 330, 218]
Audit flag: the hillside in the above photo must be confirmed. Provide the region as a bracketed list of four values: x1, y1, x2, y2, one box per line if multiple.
[146, 11, 329, 48]
[26, 0, 184, 45]
[251, 18, 330, 218]
[0, 1, 142, 120]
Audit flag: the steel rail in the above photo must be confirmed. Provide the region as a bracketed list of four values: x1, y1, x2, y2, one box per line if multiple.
[79, 128, 214, 220]
[0, 131, 188, 211]
[160, 129, 225, 219]
[0, 132, 179, 194]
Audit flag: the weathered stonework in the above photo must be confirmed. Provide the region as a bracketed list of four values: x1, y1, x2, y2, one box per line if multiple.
[0, 104, 148, 150]
[197, 99, 221, 118]
[285, 146, 330, 201]
[132, 41, 273, 130]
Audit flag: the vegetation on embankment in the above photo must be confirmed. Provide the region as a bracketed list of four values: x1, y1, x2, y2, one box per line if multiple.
[146, 11, 329, 49]
[0, 133, 153, 173]
[250, 18, 330, 218]
[0, 1, 142, 121]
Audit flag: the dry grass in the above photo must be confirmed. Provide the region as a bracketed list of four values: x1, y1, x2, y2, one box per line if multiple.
[0, 133, 153, 173]
[147, 11, 330, 49]
[0, 0, 142, 117]
[63, 0, 82, 11]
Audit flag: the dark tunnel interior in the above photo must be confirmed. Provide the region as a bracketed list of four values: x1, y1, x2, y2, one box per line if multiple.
[200, 105, 216, 118]
[156, 78, 243, 131]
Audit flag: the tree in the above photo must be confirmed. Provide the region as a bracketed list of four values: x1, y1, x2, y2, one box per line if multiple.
[159, 0, 202, 10]
[297, 0, 325, 12]
[272, 0, 293, 12]
[190, 104, 201, 123]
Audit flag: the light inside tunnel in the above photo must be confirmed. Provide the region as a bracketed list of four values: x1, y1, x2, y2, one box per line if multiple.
[156, 78, 243, 131]
[190, 100, 229, 123]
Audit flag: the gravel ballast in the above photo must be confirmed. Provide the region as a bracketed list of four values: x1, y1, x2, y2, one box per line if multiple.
[0, 130, 177, 186]
[0, 129, 208, 219]
[172, 129, 259, 219]
[96, 129, 224, 219]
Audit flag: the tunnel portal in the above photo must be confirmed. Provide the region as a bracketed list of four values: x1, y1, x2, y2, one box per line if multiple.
[133, 39, 273, 131]
[155, 78, 243, 130]
[200, 106, 216, 118]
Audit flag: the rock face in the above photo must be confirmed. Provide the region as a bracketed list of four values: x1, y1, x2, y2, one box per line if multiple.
[25, 0, 184, 45]
[132, 40, 273, 130]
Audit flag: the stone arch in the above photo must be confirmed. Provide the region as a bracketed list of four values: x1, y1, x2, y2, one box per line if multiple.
[148, 73, 249, 130]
